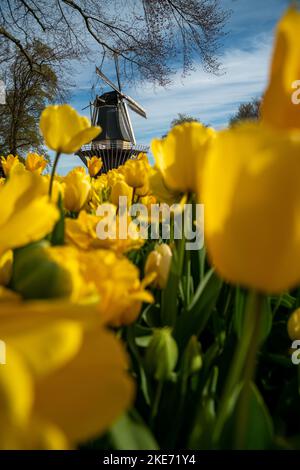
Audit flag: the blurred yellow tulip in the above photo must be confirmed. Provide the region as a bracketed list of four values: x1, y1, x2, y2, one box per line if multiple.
[202, 123, 300, 294]
[288, 308, 300, 340]
[0, 303, 134, 449]
[0, 170, 59, 255]
[1, 155, 24, 177]
[40, 104, 100, 154]
[63, 167, 91, 212]
[149, 166, 181, 205]
[261, 7, 300, 131]
[152, 122, 215, 193]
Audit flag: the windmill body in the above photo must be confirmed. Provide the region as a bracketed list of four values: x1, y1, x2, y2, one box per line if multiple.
[77, 64, 148, 174]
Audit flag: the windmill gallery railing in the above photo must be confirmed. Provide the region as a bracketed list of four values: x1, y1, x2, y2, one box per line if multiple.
[77, 140, 149, 173]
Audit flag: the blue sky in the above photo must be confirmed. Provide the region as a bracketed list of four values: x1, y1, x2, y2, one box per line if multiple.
[57, 0, 289, 174]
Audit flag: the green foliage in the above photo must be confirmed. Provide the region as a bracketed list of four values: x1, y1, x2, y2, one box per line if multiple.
[98, 208, 300, 451]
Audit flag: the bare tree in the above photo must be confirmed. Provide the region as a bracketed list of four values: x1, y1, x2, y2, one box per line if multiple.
[0, 40, 70, 156]
[0, 0, 229, 86]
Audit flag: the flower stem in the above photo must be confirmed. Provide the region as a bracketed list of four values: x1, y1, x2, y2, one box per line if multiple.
[48, 152, 61, 199]
[213, 291, 264, 446]
[150, 380, 164, 426]
[234, 293, 264, 449]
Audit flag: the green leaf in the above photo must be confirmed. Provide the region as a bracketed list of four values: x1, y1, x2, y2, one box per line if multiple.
[174, 269, 222, 351]
[109, 412, 159, 450]
[221, 382, 274, 449]
[126, 326, 152, 405]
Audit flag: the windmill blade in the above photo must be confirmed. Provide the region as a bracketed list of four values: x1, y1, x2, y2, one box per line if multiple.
[81, 103, 90, 111]
[124, 94, 147, 119]
[96, 67, 121, 93]
[121, 101, 136, 145]
[114, 53, 122, 92]
[96, 66, 147, 119]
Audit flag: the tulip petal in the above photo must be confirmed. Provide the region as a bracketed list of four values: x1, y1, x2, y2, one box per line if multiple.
[64, 126, 101, 154]
[34, 326, 134, 442]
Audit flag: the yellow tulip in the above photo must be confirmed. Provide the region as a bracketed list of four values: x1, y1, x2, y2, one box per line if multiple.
[106, 169, 122, 187]
[25, 153, 47, 174]
[145, 244, 173, 289]
[42, 174, 65, 203]
[120, 159, 148, 188]
[1, 155, 24, 177]
[202, 123, 300, 294]
[0, 170, 59, 255]
[88, 174, 109, 210]
[40, 104, 100, 154]
[77, 249, 153, 326]
[9, 240, 152, 326]
[151, 122, 215, 193]
[63, 167, 91, 212]
[0, 302, 134, 449]
[148, 166, 181, 205]
[110, 179, 133, 207]
[288, 308, 300, 340]
[65, 211, 102, 251]
[135, 179, 150, 197]
[65, 210, 145, 254]
[87, 156, 103, 177]
[261, 7, 300, 131]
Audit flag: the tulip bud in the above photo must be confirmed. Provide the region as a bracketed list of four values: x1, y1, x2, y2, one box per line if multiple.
[288, 308, 300, 340]
[145, 328, 178, 381]
[11, 242, 76, 300]
[145, 244, 172, 289]
[182, 336, 202, 378]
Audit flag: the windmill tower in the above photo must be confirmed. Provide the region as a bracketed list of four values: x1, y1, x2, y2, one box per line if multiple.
[76, 56, 148, 173]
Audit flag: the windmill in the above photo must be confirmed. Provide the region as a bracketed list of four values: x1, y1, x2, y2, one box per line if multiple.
[76, 55, 148, 174]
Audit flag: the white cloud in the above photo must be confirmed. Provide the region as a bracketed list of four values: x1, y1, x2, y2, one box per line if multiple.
[129, 32, 273, 144]
[59, 0, 283, 174]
